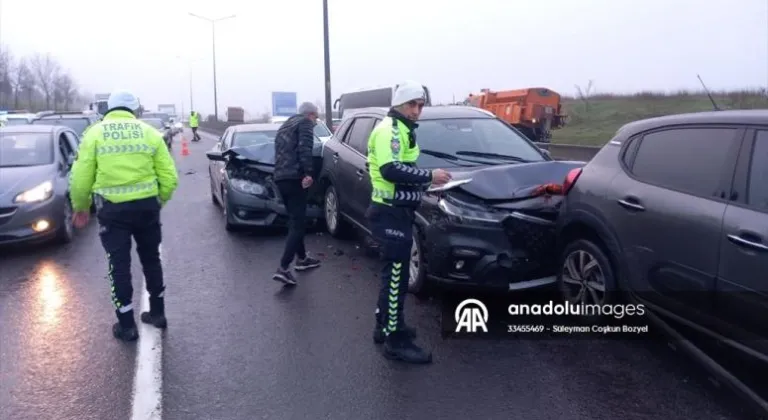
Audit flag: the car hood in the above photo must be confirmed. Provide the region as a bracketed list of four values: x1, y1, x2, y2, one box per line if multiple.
[444, 160, 585, 200]
[0, 165, 56, 204]
[222, 142, 324, 173]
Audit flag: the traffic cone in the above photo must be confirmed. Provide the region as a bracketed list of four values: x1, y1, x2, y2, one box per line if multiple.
[181, 138, 190, 157]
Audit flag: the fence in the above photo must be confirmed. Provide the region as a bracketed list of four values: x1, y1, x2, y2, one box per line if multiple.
[198, 121, 603, 162]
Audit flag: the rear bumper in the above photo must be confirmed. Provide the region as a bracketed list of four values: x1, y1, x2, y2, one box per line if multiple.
[226, 187, 324, 228]
[0, 196, 64, 245]
[423, 217, 558, 292]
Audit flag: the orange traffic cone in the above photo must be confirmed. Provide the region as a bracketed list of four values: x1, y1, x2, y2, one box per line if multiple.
[181, 138, 190, 157]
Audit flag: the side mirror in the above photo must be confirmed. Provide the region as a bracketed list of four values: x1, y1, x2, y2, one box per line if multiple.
[539, 147, 551, 157]
[206, 150, 225, 161]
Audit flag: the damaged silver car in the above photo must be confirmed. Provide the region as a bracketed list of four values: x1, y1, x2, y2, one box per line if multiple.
[206, 123, 325, 231]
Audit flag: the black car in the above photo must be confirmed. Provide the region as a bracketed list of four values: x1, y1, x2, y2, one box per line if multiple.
[0, 125, 83, 245]
[31, 111, 100, 138]
[205, 123, 325, 231]
[319, 106, 584, 295]
[556, 110, 768, 415]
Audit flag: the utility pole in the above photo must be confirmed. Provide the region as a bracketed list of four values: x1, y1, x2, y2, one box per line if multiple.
[189, 12, 235, 121]
[322, 0, 333, 128]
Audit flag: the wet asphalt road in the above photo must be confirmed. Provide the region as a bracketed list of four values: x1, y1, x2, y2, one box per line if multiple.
[0, 128, 756, 420]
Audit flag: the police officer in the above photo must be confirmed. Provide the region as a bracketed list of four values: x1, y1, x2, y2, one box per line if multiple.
[189, 110, 200, 142]
[69, 90, 179, 341]
[367, 81, 452, 363]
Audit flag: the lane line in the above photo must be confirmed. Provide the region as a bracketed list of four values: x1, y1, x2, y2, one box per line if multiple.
[130, 244, 164, 420]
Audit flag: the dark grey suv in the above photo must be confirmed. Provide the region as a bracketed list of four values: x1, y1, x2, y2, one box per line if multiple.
[556, 109, 768, 412]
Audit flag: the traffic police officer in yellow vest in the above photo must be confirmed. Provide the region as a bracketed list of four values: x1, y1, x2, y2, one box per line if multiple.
[189, 110, 200, 141]
[69, 90, 179, 341]
[367, 81, 452, 363]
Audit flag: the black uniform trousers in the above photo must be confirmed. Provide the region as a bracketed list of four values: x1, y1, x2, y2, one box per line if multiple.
[96, 196, 165, 327]
[367, 203, 414, 337]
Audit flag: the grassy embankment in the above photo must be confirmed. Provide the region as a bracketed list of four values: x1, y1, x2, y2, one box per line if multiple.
[552, 90, 768, 146]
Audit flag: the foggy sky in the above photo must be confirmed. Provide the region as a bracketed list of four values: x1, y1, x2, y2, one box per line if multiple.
[0, 0, 764, 117]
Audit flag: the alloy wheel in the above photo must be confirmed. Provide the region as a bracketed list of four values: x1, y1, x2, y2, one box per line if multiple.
[325, 188, 338, 233]
[561, 249, 606, 304]
[409, 236, 419, 287]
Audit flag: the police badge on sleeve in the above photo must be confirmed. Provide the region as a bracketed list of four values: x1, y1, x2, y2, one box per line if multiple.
[390, 139, 400, 154]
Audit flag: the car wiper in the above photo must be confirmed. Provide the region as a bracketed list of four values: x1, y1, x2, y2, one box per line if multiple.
[455, 150, 530, 162]
[419, 149, 488, 166]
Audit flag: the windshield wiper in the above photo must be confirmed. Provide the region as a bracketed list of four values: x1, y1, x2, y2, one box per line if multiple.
[420, 149, 488, 166]
[454, 150, 530, 162]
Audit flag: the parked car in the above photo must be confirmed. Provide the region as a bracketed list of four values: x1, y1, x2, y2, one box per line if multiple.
[1, 112, 36, 126]
[205, 123, 325, 231]
[0, 125, 82, 245]
[31, 111, 100, 137]
[555, 110, 768, 413]
[320, 106, 584, 294]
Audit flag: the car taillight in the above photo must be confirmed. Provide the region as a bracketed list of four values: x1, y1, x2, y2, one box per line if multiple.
[562, 168, 582, 195]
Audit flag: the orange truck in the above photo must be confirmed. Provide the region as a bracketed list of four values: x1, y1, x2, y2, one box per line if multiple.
[466, 88, 567, 142]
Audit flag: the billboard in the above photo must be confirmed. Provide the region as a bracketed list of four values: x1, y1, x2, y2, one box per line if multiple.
[271, 92, 297, 117]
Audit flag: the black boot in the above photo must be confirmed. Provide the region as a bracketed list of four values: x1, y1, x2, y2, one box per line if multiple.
[383, 331, 432, 364]
[373, 323, 417, 344]
[113, 310, 139, 341]
[140, 297, 167, 329]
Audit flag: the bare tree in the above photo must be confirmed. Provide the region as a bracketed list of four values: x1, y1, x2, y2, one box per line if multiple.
[53, 71, 77, 110]
[16, 59, 37, 110]
[574, 80, 594, 112]
[30, 53, 60, 109]
[0, 48, 12, 107]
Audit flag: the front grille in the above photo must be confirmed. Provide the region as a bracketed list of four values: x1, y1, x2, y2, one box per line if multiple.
[501, 214, 557, 261]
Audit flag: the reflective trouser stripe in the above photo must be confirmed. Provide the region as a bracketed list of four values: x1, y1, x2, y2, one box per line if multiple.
[385, 262, 403, 334]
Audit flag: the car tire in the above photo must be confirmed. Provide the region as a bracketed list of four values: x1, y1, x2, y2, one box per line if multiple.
[408, 226, 431, 298]
[55, 198, 75, 244]
[557, 238, 616, 323]
[210, 169, 219, 206]
[324, 184, 351, 238]
[221, 186, 237, 232]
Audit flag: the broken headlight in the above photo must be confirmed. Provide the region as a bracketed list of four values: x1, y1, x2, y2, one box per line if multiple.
[437, 193, 504, 224]
[229, 179, 267, 196]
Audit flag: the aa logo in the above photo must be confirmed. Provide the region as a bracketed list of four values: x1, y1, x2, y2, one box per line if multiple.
[454, 299, 488, 333]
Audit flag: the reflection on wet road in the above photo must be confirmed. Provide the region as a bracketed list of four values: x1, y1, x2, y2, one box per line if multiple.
[0, 129, 757, 420]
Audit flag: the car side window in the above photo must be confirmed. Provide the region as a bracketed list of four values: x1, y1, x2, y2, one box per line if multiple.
[63, 131, 80, 156]
[58, 133, 75, 165]
[334, 119, 354, 143]
[345, 117, 374, 155]
[220, 129, 231, 150]
[630, 127, 739, 198]
[748, 131, 768, 210]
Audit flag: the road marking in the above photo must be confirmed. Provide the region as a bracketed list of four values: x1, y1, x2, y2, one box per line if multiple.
[130, 244, 164, 420]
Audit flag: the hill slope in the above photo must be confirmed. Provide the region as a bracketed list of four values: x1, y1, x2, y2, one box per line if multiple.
[552, 90, 768, 146]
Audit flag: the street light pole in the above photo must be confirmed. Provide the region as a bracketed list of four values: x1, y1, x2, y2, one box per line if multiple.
[322, 0, 333, 129]
[189, 12, 235, 121]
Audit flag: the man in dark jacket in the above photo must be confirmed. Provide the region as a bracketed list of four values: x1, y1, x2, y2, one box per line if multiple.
[272, 102, 322, 285]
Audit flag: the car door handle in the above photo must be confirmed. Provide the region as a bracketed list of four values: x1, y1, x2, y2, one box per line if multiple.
[332, 152, 339, 163]
[727, 234, 768, 252]
[356, 169, 367, 177]
[617, 197, 645, 211]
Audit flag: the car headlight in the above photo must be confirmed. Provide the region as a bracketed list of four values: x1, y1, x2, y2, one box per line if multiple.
[437, 193, 504, 224]
[14, 181, 54, 204]
[229, 178, 267, 196]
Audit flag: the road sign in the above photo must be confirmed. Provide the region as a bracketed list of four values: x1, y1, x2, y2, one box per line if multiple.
[271, 92, 297, 117]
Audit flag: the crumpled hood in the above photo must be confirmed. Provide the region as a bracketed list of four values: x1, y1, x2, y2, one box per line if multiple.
[222, 142, 324, 174]
[447, 160, 585, 200]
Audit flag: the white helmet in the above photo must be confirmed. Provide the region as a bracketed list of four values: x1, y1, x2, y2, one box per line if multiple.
[107, 90, 140, 111]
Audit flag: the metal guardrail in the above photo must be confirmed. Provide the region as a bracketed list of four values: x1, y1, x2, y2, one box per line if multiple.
[200, 122, 603, 162]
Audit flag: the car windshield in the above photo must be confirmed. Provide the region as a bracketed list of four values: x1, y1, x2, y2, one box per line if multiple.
[313, 122, 331, 137]
[232, 130, 279, 147]
[0, 133, 54, 167]
[5, 118, 30, 126]
[415, 118, 545, 168]
[141, 118, 165, 129]
[32, 117, 90, 135]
